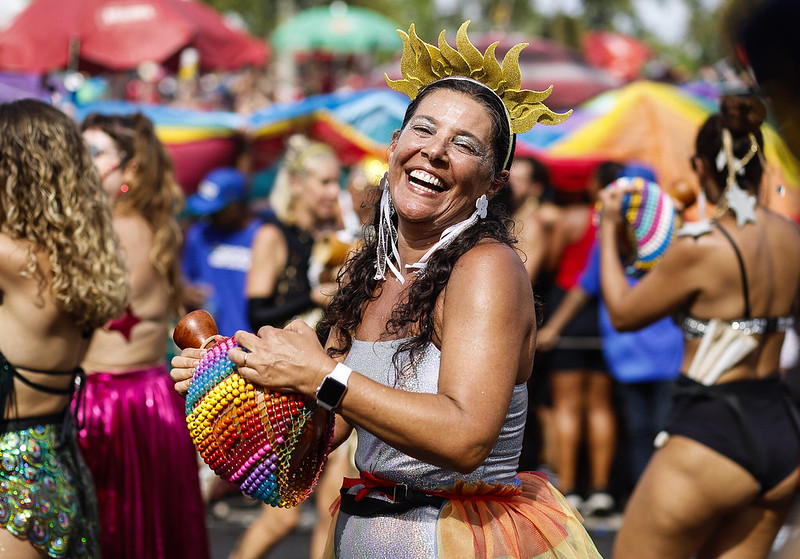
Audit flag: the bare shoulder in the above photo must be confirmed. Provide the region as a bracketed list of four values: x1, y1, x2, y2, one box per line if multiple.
[762, 212, 800, 278]
[661, 229, 719, 267]
[450, 241, 533, 303]
[636, 231, 718, 298]
[441, 241, 536, 382]
[457, 240, 527, 271]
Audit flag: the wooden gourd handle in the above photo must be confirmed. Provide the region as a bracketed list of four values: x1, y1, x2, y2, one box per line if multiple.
[173, 309, 219, 350]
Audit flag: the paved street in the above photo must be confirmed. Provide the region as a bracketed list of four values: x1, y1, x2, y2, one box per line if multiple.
[207, 492, 800, 559]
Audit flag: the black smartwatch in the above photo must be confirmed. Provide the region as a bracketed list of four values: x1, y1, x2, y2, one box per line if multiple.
[315, 363, 352, 411]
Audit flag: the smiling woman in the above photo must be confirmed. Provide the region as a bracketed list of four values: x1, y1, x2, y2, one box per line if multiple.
[388, 89, 499, 228]
[171, 20, 599, 559]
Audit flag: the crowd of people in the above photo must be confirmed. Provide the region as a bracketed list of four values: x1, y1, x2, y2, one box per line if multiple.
[1, 9, 800, 559]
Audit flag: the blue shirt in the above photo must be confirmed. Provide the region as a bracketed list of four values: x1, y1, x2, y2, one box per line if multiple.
[181, 218, 262, 337]
[579, 243, 683, 383]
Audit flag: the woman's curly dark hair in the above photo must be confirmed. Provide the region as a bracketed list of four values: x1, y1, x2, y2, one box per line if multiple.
[318, 78, 517, 377]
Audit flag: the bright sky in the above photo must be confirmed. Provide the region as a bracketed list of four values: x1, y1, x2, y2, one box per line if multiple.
[534, 0, 723, 45]
[434, 0, 723, 46]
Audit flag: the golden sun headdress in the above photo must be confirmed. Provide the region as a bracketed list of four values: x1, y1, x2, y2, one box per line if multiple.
[374, 21, 572, 284]
[386, 20, 571, 168]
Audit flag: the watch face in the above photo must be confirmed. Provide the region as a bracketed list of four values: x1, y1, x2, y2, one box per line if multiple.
[317, 377, 347, 408]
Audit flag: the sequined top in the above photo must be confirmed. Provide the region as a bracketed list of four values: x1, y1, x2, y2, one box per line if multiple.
[680, 314, 794, 339]
[345, 338, 527, 490]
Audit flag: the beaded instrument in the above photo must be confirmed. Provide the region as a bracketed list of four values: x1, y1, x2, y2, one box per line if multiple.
[174, 310, 334, 507]
[616, 176, 680, 276]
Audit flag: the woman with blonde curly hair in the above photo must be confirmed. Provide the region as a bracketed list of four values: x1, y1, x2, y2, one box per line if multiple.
[79, 113, 210, 558]
[0, 99, 128, 559]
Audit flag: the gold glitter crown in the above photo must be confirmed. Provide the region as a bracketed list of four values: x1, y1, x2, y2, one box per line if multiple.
[386, 21, 571, 134]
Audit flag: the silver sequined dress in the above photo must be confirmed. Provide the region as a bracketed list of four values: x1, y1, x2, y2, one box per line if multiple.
[333, 338, 527, 558]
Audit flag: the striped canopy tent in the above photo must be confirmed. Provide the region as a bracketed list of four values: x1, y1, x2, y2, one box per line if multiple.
[246, 88, 405, 168]
[526, 80, 800, 220]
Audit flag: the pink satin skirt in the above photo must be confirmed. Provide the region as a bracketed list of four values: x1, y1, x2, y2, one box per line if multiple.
[77, 364, 210, 559]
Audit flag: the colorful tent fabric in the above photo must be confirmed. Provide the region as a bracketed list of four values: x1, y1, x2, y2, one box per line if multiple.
[247, 88, 406, 169]
[537, 80, 800, 218]
[73, 80, 800, 220]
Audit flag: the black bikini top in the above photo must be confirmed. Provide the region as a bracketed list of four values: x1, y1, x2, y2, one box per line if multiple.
[0, 348, 84, 426]
[680, 222, 795, 339]
[0, 351, 80, 395]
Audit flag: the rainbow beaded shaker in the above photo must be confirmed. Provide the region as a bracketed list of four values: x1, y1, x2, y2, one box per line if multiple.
[617, 176, 679, 276]
[174, 310, 334, 507]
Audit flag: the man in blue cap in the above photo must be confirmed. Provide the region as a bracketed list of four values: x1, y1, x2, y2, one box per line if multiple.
[182, 167, 269, 338]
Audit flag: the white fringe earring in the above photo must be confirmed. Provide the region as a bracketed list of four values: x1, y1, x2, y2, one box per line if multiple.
[374, 173, 405, 283]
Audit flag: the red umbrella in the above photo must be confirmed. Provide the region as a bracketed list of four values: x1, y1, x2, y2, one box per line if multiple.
[0, 0, 267, 73]
[582, 31, 650, 82]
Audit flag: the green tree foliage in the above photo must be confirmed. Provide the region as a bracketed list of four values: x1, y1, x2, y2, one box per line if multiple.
[582, 0, 634, 29]
[201, 0, 727, 76]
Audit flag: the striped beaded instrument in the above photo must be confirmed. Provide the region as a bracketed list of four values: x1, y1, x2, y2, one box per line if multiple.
[615, 176, 680, 277]
[173, 310, 334, 507]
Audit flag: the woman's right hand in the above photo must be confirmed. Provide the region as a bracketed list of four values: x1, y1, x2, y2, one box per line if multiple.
[228, 320, 336, 400]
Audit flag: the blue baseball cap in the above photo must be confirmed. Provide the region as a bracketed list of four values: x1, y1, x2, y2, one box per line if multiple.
[186, 168, 247, 216]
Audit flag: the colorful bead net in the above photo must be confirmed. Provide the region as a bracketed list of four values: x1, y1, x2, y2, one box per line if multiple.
[185, 337, 334, 507]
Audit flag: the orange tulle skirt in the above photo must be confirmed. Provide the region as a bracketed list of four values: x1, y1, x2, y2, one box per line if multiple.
[325, 471, 602, 558]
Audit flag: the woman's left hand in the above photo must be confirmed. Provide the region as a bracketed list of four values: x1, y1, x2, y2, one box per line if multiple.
[170, 347, 208, 396]
[599, 178, 644, 222]
[228, 319, 336, 399]
[597, 184, 629, 225]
